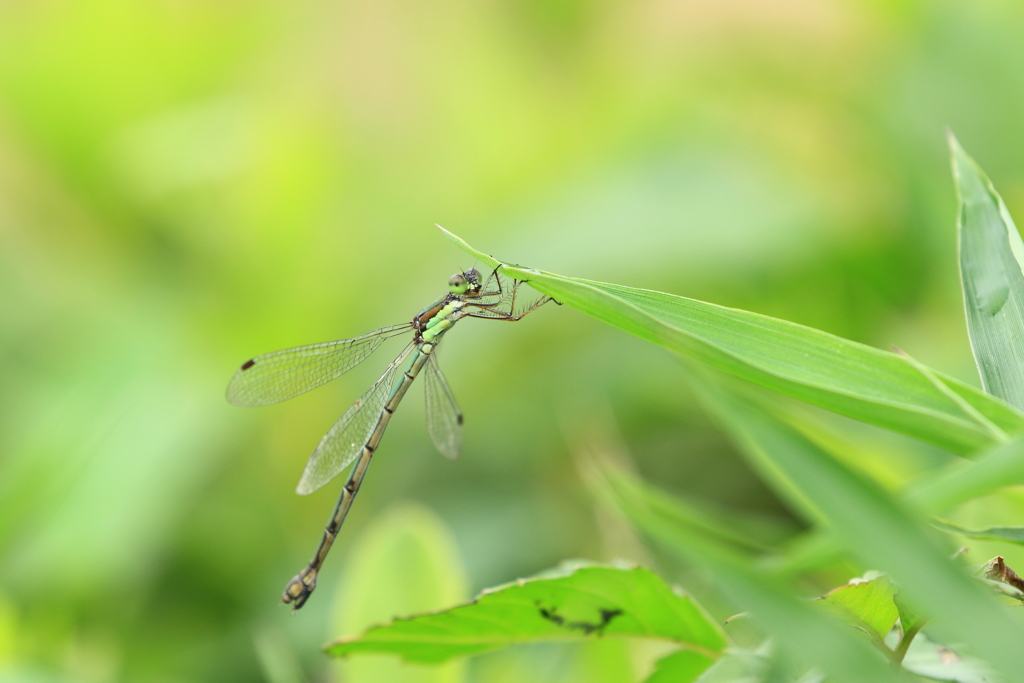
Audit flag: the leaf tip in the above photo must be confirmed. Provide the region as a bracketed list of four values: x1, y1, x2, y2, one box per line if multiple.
[946, 132, 992, 204]
[435, 224, 467, 250]
[945, 127, 960, 150]
[947, 129, 971, 175]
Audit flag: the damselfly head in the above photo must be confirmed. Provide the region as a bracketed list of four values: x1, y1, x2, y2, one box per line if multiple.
[449, 269, 483, 296]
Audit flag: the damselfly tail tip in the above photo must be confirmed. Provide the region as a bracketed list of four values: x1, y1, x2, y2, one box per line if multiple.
[282, 566, 317, 610]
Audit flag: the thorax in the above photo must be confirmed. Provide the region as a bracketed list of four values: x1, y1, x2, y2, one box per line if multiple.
[413, 294, 467, 343]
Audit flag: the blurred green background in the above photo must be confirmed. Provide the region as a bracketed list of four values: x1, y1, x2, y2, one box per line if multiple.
[5, 0, 1024, 681]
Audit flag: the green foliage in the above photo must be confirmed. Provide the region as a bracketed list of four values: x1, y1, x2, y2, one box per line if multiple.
[683, 369, 1024, 675]
[331, 504, 468, 683]
[821, 573, 898, 640]
[327, 563, 726, 665]
[905, 434, 1024, 513]
[932, 519, 1024, 546]
[671, 648, 775, 683]
[326, 142, 1024, 680]
[592, 456, 904, 683]
[439, 227, 1024, 456]
[643, 650, 720, 683]
[952, 134, 1024, 411]
[14, 4, 1024, 682]
[899, 633, 999, 683]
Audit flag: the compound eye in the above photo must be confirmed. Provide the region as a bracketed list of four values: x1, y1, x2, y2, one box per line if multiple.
[449, 273, 469, 294]
[464, 268, 481, 283]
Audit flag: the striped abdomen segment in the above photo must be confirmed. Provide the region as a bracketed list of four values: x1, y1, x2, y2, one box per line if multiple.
[281, 342, 437, 608]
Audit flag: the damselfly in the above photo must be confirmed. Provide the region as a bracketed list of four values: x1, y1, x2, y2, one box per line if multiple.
[227, 268, 553, 609]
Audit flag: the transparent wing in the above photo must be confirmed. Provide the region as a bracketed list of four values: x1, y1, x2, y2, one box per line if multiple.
[226, 324, 412, 407]
[296, 342, 416, 495]
[424, 352, 463, 459]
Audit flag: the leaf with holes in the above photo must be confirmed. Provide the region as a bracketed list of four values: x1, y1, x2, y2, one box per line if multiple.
[325, 563, 727, 664]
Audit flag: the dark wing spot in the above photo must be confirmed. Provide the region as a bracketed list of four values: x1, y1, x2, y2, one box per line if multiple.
[457, 414, 464, 425]
[241, 359, 256, 370]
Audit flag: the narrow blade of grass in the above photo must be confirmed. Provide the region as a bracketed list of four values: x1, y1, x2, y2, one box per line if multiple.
[591, 453, 787, 553]
[952, 134, 1024, 411]
[439, 227, 1024, 456]
[595, 462, 905, 683]
[686, 369, 1024, 677]
[932, 519, 1024, 546]
[769, 433, 1024, 578]
[905, 434, 1024, 513]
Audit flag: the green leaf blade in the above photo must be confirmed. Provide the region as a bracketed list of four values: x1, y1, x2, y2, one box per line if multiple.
[952, 135, 1024, 411]
[906, 434, 1024, 513]
[438, 227, 1024, 455]
[687, 374, 1024, 678]
[933, 519, 1024, 546]
[326, 564, 727, 664]
[594, 460, 905, 683]
[902, 633, 1000, 683]
[329, 504, 469, 682]
[643, 649, 721, 683]
[823, 574, 899, 639]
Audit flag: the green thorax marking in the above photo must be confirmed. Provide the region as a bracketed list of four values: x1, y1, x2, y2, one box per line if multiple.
[422, 300, 464, 343]
[425, 302, 457, 329]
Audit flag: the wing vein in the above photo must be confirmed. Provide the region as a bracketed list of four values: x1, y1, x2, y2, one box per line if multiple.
[425, 352, 463, 460]
[296, 342, 417, 494]
[226, 324, 412, 406]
